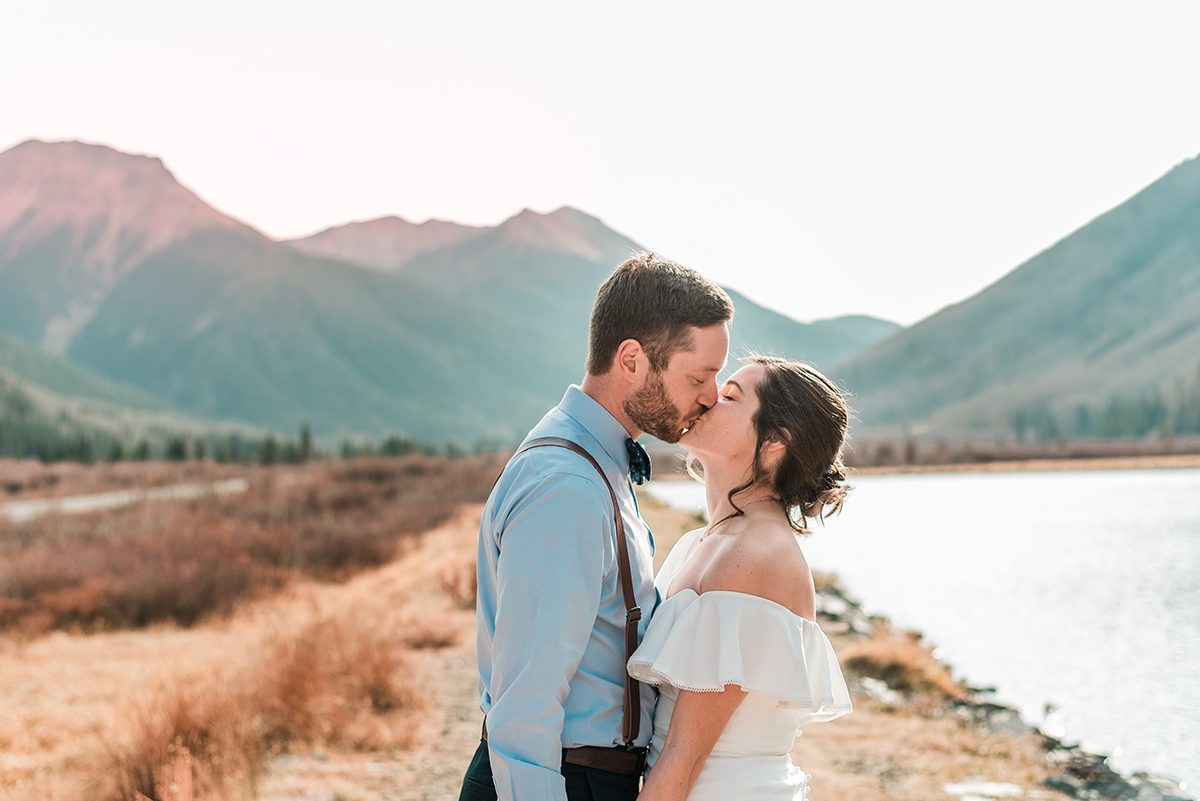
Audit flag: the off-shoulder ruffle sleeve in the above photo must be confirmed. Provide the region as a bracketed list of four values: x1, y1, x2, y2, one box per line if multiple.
[628, 589, 853, 723]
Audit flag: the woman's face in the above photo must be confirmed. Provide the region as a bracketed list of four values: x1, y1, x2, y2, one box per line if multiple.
[679, 362, 766, 464]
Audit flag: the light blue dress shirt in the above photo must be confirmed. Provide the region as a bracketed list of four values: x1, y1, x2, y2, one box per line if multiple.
[475, 385, 660, 801]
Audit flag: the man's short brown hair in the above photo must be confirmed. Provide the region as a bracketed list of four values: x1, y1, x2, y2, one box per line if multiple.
[586, 252, 734, 375]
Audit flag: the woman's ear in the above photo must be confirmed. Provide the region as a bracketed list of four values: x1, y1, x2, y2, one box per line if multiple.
[760, 431, 788, 456]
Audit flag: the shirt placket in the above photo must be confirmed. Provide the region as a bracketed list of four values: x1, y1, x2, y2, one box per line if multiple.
[627, 478, 655, 558]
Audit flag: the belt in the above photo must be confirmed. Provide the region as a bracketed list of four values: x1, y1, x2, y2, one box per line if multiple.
[482, 720, 648, 778]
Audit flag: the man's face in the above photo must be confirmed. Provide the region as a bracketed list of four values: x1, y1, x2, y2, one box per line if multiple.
[623, 323, 730, 443]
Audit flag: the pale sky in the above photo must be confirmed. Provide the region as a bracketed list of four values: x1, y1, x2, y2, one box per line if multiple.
[4, 1, 1199, 326]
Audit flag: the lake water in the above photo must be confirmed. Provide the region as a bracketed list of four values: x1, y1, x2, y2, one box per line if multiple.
[645, 467, 1200, 790]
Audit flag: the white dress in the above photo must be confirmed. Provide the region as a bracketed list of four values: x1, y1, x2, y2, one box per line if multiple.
[627, 528, 853, 800]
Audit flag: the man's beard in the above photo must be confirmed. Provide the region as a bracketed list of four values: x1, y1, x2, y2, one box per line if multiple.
[624, 369, 689, 444]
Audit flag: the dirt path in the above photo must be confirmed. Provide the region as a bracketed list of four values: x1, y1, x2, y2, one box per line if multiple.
[252, 507, 488, 801]
[253, 643, 483, 801]
[0, 477, 248, 522]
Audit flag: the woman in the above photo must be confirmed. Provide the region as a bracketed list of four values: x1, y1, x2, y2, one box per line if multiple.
[627, 355, 854, 801]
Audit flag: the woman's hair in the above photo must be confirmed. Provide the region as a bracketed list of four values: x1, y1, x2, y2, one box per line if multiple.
[689, 354, 852, 535]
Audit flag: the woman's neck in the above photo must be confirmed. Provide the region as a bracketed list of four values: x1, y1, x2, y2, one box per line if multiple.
[700, 458, 779, 528]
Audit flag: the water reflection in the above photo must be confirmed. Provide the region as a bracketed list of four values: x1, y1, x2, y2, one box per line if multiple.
[645, 468, 1200, 788]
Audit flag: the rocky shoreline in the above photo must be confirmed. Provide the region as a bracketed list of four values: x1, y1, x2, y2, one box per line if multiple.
[815, 578, 1194, 801]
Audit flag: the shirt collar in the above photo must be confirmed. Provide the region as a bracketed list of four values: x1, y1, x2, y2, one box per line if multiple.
[556, 384, 633, 472]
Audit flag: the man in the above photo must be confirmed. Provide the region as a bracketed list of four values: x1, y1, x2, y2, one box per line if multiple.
[458, 252, 734, 801]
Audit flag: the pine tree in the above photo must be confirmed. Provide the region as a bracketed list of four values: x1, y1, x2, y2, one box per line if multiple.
[260, 435, 278, 465]
[166, 437, 188, 461]
[300, 423, 313, 462]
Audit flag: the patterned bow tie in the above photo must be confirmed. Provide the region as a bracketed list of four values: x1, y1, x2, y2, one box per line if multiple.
[625, 438, 652, 485]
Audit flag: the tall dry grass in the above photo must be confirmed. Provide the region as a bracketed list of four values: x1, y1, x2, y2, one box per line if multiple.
[98, 609, 425, 801]
[0, 455, 503, 636]
[839, 619, 967, 703]
[436, 550, 478, 610]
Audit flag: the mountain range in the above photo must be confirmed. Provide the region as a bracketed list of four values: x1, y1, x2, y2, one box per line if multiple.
[0, 138, 899, 446]
[833, 154, 1200, 439]
[5, 136, 1196, 448]
[0, 329, 261, 459]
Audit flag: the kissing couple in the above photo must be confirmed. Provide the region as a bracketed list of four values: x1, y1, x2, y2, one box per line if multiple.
[459, 253, 854, 801]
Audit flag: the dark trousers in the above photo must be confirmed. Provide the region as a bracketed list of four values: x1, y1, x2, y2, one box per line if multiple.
[458, 739, 641, 801]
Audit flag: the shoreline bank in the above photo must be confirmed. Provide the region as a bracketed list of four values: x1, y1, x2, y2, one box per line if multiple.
[2, 465, 1191, 800]
[814, 571, 1193, 801]
[647, 452, 1200, 480]
[637, 495, 1194, 801]
[850, 452, 1200, 476]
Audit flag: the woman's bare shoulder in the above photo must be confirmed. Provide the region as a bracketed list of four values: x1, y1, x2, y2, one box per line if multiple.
[698, 520, 815, 619]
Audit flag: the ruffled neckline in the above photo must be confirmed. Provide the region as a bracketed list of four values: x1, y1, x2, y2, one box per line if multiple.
[628, 580, 854, 719]
[660, 587, 820, 627]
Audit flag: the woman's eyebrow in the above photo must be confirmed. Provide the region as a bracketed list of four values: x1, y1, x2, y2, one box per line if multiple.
[725, 380, 743, 393]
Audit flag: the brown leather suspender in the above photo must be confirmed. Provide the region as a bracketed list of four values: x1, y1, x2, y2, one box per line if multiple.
[495, 435, 644, 748]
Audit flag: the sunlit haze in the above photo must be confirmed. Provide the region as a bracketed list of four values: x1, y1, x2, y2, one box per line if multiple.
[5, 0, 1200, 325]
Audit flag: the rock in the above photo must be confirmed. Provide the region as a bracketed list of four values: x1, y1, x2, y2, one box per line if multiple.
[1036, 746, 1195, 801]
[1042, 774, 1090, 798]
[943, 779, 1026, 799]
[1128, 773, 1195, 801]
[817, 582, 861, 609]
[816, 594, 849, 620]
[981, 706, 1033, 737]
[847, 614, 875, 637]
[964, 682, 999, 696]
[856, 676, 902, 705]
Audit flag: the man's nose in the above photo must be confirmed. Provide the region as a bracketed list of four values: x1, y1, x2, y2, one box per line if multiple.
[699, 379, 719, 410]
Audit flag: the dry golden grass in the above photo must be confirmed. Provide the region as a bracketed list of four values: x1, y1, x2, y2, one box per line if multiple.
[0, 471, 487, 801]
[99, 611, 424, 801]
[812, 570, 840, 593]
[435, 550, 478, 610]
[839, 619, 969, 702]
[92, 592, 432, 796]
[0, 459, 247, 502]
[0, 467, 1081, 801]
[394, 607, 463, 650]
[794, 692, 1069, 801]
[0, 455, 503, 636]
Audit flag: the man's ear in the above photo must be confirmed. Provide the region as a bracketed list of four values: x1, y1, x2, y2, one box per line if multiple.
[614, 339, 647, 385]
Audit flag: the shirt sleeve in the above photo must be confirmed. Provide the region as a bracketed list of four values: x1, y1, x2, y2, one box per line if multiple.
[486, 472, 612, 801]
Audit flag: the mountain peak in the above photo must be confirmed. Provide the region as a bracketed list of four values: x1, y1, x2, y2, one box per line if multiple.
[4, 138, 176, 180]
[496, 205, 638, 262]
[0, 138, 248, 351]
[0, 138, 245, 239]
[506, 205, 600, 224]
[286, 214, 486, 271]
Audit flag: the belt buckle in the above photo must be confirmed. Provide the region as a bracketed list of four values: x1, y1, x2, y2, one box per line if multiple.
[622, 744, 648, 776]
